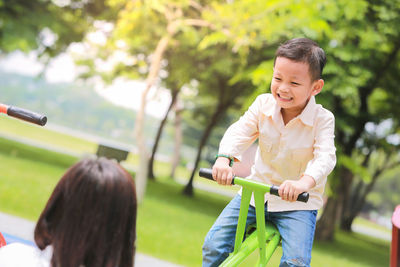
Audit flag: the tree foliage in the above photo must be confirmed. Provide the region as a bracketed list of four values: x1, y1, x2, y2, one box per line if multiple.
[0, 0, 111, 59]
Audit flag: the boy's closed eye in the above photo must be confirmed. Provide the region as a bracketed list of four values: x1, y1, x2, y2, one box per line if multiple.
[274, 77, 281, 81]
[291, 81, 301, 86]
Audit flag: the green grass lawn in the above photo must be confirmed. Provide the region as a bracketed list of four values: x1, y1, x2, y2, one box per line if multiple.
[0, 132, 391, 266]
[0, 136, 80, 219]
[0, 115, 194, 180]
[0, 153, 67, 219]
[0, 116, 97, 154]
[137, 179, 229, 266]
[354, 216, 392, 234]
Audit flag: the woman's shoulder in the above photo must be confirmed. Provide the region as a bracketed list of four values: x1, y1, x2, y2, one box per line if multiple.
[0, 242, 35, 255]
[0, 243, 51, 267]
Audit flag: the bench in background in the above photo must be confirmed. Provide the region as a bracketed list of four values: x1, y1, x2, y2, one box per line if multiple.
[96, 142, 130, 163]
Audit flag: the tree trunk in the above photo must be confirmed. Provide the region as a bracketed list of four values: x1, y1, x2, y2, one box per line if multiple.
[170, 100, 183, 179]
[340, 167, 384, 231]
[315, 195, 338, 241]
[182, 79, 246, 196]
[315, 166, 353, 240]
[147, 88, 179, 179]
[135, 35, 171, 203]
[336, 167, 354, 230]
[183, 104, 224, 196]
[340, 179, 364, 231]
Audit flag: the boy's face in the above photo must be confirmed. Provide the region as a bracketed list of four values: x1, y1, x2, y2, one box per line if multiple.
[271, 57, 323, 116]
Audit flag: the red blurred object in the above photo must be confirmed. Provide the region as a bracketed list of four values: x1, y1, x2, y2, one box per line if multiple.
[0, 103, 8, 114]
[391, 205, 400, 267]
[0, 232, 6, 248]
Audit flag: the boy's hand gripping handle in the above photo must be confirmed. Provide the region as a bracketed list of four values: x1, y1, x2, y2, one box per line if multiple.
[269, 185, 309, 202]
[0, 104, 47, 126]
[199, 168, 309, 203]
[199, 168, 235, 184]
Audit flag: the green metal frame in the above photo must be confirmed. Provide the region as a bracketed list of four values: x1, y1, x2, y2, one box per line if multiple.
[220, 177, 281, 267]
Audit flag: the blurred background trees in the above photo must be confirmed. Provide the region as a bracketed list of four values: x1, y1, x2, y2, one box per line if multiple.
[0, 0, 111, 58]
[2, 0, 399, 241]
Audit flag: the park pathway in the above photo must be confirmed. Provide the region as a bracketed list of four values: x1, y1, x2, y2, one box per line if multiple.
[0, 212, 184, 267]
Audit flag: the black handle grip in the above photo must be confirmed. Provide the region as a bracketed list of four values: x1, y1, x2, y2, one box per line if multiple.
[199, 168, 214, 180]
[7, 106, 47, 126]
[270, 185, 309, 203]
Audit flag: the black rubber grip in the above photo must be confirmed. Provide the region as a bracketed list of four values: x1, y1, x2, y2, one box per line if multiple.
[7, 106, 47, 126]
[199, 168, 214, 180]
[270, 185, 309, 203]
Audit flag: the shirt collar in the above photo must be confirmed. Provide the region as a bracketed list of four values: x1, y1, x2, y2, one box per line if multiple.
[299, 96, 318, 126]
[262, 95, 317, 126]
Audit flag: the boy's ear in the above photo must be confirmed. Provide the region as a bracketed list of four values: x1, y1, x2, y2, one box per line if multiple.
[311, 79, 324, 96]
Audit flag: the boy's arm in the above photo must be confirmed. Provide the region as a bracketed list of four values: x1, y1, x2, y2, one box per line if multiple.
[218, 95, 264, 160]
[303, 111, 336, 184]
[279, 111, 336, 201]
[213, 95, 265, 185]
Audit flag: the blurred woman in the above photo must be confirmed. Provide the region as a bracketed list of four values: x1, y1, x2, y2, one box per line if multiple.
[0, 157, 137, 267]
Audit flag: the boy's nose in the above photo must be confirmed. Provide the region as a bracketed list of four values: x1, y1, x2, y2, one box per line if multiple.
[278, 86, 290, 93]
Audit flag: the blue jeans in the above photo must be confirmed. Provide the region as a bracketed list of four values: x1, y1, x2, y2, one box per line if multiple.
[202, 194, 317, 267]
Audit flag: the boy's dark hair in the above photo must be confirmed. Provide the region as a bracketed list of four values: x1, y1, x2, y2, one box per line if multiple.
[34, 157, 137, 267]
[274, 38, 326, 81]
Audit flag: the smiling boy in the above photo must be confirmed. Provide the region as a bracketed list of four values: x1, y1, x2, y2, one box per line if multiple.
[203, 38, 336, 267]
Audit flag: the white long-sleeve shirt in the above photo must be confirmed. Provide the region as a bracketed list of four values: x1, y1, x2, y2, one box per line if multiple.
[219, 93, 336, 211]
[0, 243, 52, 267]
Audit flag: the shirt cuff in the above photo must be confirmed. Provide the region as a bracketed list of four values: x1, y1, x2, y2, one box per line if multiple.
[218, 150, 242, 162]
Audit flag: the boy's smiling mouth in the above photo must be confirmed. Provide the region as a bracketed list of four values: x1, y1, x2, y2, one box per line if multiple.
[277, 93, 293, 101]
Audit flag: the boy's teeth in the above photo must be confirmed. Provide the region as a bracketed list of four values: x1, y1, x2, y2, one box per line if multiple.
[279, 95, 291, 100]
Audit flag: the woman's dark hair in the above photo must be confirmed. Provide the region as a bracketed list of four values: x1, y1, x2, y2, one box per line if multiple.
[34, 157, 137, 267]
[274, 38, 327, 81]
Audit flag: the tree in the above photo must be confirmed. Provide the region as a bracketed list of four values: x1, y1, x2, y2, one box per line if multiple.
[314, 0, 400, 240]
[0, 0, 109, 58]
[170, 98, 184, 179]
[82, 0, 222, 202]
[183, 66, 254, 195]
[146, 26, 207, 180]
[147, 86, 179, 179]
[340, 143, 400, 230]
[366, 154, 400, 216]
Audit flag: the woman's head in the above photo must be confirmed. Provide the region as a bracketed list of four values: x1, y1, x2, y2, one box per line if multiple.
[34, 157, 137, 267]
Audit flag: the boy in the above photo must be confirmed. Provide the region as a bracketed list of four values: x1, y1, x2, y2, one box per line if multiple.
[203, 38, 336, 267]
